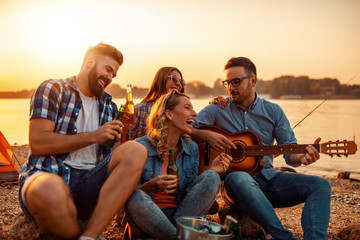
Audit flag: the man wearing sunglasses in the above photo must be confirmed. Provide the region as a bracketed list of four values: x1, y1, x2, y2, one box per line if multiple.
[192, 57, 331, 240]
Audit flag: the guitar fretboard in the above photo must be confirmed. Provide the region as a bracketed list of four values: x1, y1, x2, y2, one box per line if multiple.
[245, 144, 320, 156]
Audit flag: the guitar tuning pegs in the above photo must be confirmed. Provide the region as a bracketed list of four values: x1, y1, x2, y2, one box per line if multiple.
[336, 140, 340, 142]
[345, 154, 348, 157]
[329, 154, 333, 158]
[337, 154, 341, 157]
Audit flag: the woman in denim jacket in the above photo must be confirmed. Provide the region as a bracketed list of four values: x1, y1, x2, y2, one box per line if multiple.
[125, 90, 232, 240]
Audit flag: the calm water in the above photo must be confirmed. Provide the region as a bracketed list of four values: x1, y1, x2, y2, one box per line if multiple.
[1, 98, 359, 179]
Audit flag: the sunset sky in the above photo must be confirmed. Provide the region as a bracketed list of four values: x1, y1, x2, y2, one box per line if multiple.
[0, 0, 359, 91]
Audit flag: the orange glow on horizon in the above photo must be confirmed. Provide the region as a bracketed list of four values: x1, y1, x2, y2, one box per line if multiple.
[1, 0, 359, 91]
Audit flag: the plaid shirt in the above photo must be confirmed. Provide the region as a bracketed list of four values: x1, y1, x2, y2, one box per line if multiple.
[128, 101, 154, 140]
[19, 76, 118, 187]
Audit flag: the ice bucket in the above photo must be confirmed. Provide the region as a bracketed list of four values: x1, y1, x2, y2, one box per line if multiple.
[176, 217, 232, 240]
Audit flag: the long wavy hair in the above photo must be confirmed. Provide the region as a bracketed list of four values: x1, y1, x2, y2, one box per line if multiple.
[147, 91, 191, 159]
[141, 67, 184, 104]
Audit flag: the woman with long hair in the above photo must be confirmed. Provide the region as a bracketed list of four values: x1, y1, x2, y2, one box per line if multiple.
[128, 66, 226, 140]
[124, 90, 232, 240]
[129, 66, 185, 140]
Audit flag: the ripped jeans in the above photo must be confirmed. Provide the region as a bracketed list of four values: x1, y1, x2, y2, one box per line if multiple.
[125, 170, 220, 240]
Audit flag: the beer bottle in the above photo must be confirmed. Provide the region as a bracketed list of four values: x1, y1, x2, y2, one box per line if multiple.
[229, 221, 242, 240]
[217, 215, 232, 235]
[104, 104, 125, 148]
[123, 84, 135, 125]
[121, 84, 135, 142]
[167, 149, 179, 196]
[217, 215, 241, 239]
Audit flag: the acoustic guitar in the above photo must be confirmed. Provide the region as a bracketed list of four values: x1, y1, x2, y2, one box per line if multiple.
[198, 125, 358, 176]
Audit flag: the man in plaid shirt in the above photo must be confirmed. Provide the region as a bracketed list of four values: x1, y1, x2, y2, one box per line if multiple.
[18, 43, 146, 240]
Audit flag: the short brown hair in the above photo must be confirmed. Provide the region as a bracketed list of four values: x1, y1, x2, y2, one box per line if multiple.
[224, 57, 257, 76]
[82, 42, 124, 67]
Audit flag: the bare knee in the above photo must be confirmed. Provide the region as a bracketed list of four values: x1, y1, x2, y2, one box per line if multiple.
[26, 173, 73, 216]
[109, 140, 147, 173]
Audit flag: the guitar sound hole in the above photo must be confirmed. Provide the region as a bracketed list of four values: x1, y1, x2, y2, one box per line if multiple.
[229, 140, 246, 163]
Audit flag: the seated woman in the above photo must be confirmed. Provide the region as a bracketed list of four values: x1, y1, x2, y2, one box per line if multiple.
[125, 90, 232, 240]
[129, 66, 185, 140]
[128, 66, 226, 140]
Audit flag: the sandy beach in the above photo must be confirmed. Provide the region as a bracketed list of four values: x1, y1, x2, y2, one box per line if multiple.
[1, 145, 359, 239]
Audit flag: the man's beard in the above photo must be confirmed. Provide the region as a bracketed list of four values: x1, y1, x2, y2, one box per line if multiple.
[88, 64, 109, 97]
[229, 82, 252, 105]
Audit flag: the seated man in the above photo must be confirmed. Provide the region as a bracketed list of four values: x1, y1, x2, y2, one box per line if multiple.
[191, 57, 331, 240]
[18, 43, 146, 240]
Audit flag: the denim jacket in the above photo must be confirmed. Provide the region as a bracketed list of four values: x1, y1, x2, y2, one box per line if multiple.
[136, 135, 199, 202]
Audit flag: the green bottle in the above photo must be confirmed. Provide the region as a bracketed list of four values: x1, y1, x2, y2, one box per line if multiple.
[104, 104, 125, 148]
[217, 215, 242, 239]
[217, 215, 232, 235]
[167, 149, 179, 196]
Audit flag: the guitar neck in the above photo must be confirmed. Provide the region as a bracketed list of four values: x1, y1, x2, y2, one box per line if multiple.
[245, 144, 320, 156]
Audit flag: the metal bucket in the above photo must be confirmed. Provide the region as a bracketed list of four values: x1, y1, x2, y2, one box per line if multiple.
[176, 217, 232, 240]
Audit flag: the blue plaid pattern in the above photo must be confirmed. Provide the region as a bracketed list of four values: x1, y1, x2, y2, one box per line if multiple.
[19, 76, 118, 187]
[128, 101, 154, 140]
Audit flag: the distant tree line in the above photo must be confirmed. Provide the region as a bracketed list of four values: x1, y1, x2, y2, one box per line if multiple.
[1, 75, 359, 99]
[256, 75, 360, 99]
[102, 76, 360, 99]
[0, 89, 35, 98]
[184, 76, 360, 99]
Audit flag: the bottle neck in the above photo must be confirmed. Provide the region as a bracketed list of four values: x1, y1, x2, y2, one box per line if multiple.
[168, 151, 175, 165]
[126, 92, 133, 102]
[116, 105, 125, 120]
[126, 85, 133, 102]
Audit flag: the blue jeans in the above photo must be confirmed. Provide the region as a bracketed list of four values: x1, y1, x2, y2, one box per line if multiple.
[68, 154, 111, 220]
[125, 170, 220, 240]
[224, 171, 331, 240]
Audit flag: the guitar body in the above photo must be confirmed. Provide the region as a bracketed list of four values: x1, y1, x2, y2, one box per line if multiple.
[198, 125, 265, 176]
[197, 125, 357, 176]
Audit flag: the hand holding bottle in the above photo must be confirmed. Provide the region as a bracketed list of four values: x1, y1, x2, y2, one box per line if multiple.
[152, 174, 179, 194]
[104, 104, 125, 148]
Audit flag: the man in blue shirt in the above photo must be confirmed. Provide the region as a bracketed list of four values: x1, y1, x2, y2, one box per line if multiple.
[192, 57, 331, 240]
[19, 43, 146, 240]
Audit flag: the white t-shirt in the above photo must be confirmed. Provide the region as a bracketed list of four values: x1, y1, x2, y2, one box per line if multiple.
[64, 89, 100, 170]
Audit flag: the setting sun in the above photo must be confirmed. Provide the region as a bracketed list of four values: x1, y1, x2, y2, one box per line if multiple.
[0, 0, 359, 91]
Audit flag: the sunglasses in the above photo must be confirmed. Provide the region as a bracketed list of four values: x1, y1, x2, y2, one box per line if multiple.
[165, 89, 182, 109]
[222, 74, 252, 88]
[168, 75, 185, 87]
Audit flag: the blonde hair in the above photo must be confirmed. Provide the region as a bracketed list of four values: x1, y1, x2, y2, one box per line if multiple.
[147, 91, 191, 159]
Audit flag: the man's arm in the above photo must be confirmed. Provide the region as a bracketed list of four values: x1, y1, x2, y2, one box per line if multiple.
[191, 128, 236, 151]
[191, 102, 236, 151]
[288, 137, 321, 167]
[29, 117, 123, 155]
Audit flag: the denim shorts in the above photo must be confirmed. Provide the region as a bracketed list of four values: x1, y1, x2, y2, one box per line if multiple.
[19, 154, 112, 221]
